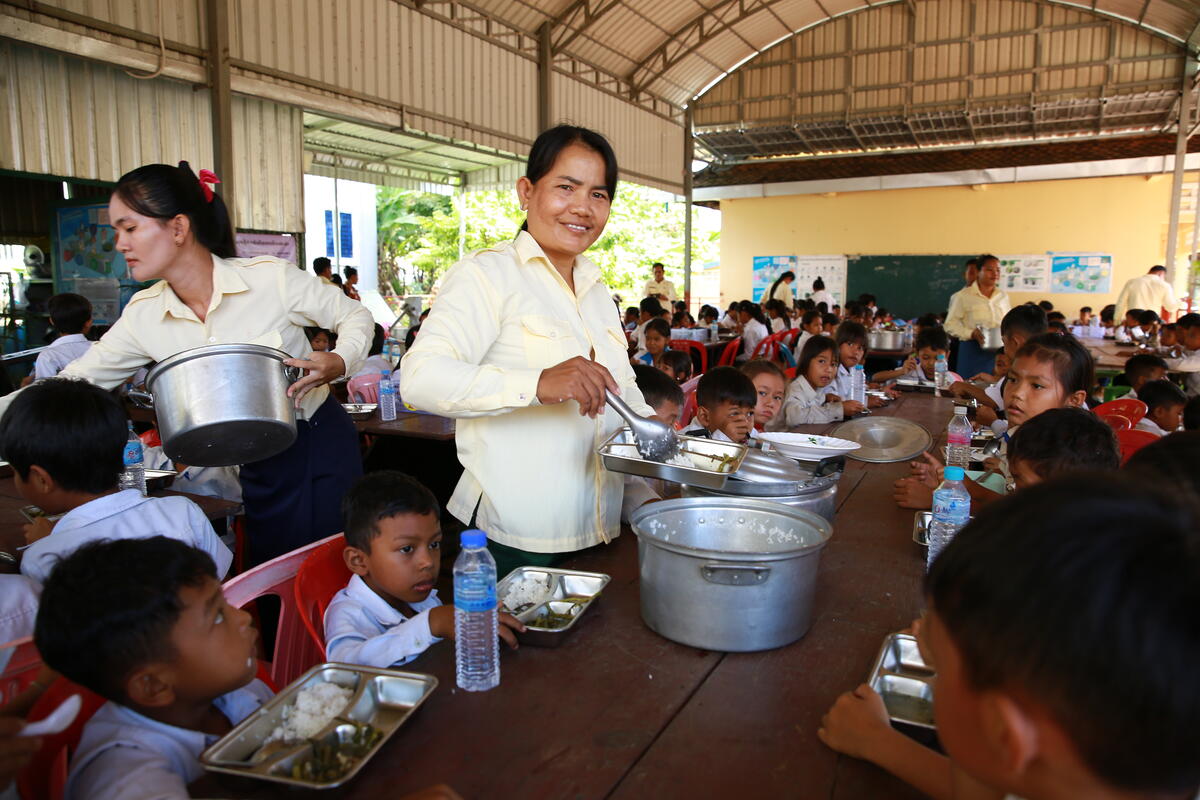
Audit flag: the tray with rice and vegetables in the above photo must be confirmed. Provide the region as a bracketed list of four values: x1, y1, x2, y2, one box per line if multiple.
[498, 566, 610, 647]
[201, 663, 436, 789]
[597, 427, 747, 489]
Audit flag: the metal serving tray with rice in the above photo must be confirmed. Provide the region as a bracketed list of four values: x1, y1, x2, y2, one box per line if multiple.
[497, 566, 610, 647]
[868, 633, 936, 730]
[201, 663, 436, 789]
[597, 427, 747, 489]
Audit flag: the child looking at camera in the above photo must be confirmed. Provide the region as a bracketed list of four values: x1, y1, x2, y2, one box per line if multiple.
[778, 336, 863, 428]
[683, 366, 756, 443]
[741, 359, 786, 432]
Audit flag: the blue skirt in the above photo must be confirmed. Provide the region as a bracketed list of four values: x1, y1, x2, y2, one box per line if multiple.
[956, 338, 997, 379]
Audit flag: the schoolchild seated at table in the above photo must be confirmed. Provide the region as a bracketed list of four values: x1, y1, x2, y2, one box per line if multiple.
[31, 293, 94, 382]
[741, 359, 786, 432]
[952, 304, 1047, 429]
[792, 310, 823, 360]
[821, 312, 838, 335]
[1006, 407, 1120, 489]
[1136, 309, 1160, 340]
[622, 366, 685, 518]
[1099, 303, 1116, 330]
[1045, 310, 1066, 325]
[872, 327, 962, 385]
[1164, 312, 1200, 397]
[35, 537, 272, 800]
[830, 321, 888, 409]
[1120, 353, 1169, 399]
[1124, 430, 1200, 498]
[1073, 305, 1092, 326]
[1160, 322, 1179, 349]
[0, 379, 231, 584]
[820, 475, 1200, 800]
[776, 336, 863, 430]
[683, 366, 755, 443]
[623, 306, 639, 332]
[631, 298, 665, 359]
[305, 326, 336, 352]
[657, 349, 693, 387]
[634, 318, 671, 369]
[1133, 379, 1187, 437]
[325, 472, 524, 669]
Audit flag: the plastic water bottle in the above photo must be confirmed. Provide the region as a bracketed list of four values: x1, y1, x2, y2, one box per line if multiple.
[946, 406, 972, 469]
[709, 321, 719, 342]
[933, 353, 949, 396]
[851, 363, 866, 406]
[928, 466, 971, 569]
[454, 529, 500, 692]
[379, 370, 397, 421]
[118, 421, 146, 495]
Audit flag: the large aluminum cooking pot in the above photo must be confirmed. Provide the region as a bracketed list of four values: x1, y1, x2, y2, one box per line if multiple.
[129, 344, 300, 467]
[976, 325, 1003, 351]
[630, 497, 832, 652]
[867, 329, 905, 351]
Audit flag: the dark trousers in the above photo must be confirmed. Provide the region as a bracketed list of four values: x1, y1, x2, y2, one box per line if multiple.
[239, 393, 362, 566]
[955, 338, 996, 380]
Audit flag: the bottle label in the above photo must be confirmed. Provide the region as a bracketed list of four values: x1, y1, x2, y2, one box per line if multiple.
[454, 573, 496, 612]
[123, 441, 143, 466]
[933, 493, 970, 525]
[947, 432, 970, 445]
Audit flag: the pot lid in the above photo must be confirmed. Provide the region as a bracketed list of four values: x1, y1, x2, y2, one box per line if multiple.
[710, 449, 840, 496]
[831, 416, 933, 463]
[146, 343, 291, 385]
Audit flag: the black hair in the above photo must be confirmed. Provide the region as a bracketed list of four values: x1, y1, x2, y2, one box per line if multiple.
[1149, 264, 1167, 274]
[624, 306, 638, 316]
[816, 301, 828, 313]
[1047, 319, 1068, 334]
[915, 312, 940, 329]
[964, 258, 979, 268]
[367, 324, 386, 357]
[342, 471, 440, 553]
[520, 125, 618, 233]
[47, 293, 92, 334]
[1123, 353, 1168, 386]
[698, 305, 718, 323]
[764, 298, 788, 318]
[639, 297, 664, 315]
[857, 293, 876, 306]
[812, 277, 825, 290]
[312, 257, 331, 275]
[1186, 397, 1200, 431]
[1137, 309, 1160, 327]
[1014, 332, 1094, 396]
[1046, 310, 1066, 322]
[652, 262, 664, 270]
[673, 300, 686, 312]
[671, 311, 695, 328]
[1006, 407, 1120, 479]
[740, 358, 786, 383]
[914, 326, 950, 353]
[821, 312, 838, 326]
[1138, 379, 1187, 415]
[1000, 304, 1048, 339]
[633, 363, 684, 410]
[1178, 312, 1200, 330]
[801, 309, 821, 327]
[305, 327, 337, 348]
[1123, 307, 1143, 321]
[696, 366, 756, 411]
[113, 161, 236, 258]
[659, 349, 693, 381]
[1099, 304, 1116, 323]
[767, 271, 795, 302]
[35, 536, 218, 702]
[644, 318, 671, 340]
[404, 324, 420, 350]
[976, 253, 999, 268]
[797, 334, 837, 379]
[834, 320, 867, 349]
[736, 299, 768, 326]
[1125, 431, 1200, 499]
[1080, 305, 1093, 314]
[0, 378, 125, 493]
[1037, 300, 1054, 312]
[926, 475, 1200, 794]
[331, 274, 344, 286]
[344, 266, 357, 280]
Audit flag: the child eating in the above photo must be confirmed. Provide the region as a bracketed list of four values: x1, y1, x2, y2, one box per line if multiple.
[740, 359, 786, 432]
[1133, 379, 1186, 436]
[683, 366, 756, 443]
[0, 379, 231, 584]
[872, 327, 962, 385]
[325, 471, 524, 668]
[37, 537, 270, 799]
[1121, 353, 1168, 399]
[778, 336, 863, 428]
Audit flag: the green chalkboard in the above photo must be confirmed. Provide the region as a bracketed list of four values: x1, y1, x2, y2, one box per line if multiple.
[846, 255, 976, 320]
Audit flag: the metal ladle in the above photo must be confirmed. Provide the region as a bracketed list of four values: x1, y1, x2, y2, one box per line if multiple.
[604, 389, 681, 463]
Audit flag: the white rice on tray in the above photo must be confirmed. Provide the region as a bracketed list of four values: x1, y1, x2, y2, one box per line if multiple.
[501, 573, 552, 610]
[266, 682, 353, 743]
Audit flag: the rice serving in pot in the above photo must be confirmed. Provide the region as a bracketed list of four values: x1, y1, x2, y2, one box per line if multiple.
[266, 682, 353, 743]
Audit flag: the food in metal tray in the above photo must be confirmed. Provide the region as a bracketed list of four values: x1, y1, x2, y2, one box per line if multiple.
[496, 567, 610, 645]
[868, 633, 936, 730]
[267, 682, 353, 744]
[289, 722, 383, 782]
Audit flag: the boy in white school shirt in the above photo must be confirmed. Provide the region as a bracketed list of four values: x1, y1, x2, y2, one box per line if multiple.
[30, 293, 94, 382]
[1133, 380, 1186, 437]
[0, 379, 231, 585]
[324, 472, 524, 669]
[1166, 313, 1200, 397]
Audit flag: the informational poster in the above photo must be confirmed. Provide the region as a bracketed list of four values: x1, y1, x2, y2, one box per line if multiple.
[998, 255, 1050, 293]
[795, 255, 848, 306]
[1049, 253, 1113, 294]
[236, 232, 298, 263]
[752, 255, 796, 302]
[53, 202, 134, 325]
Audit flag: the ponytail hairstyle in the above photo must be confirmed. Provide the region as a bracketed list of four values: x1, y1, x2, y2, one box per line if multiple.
[520, 125, 619, 234]
[768, 270, 795, 301]
[113, 161, 236, 258]
[737, 299, 768, 326]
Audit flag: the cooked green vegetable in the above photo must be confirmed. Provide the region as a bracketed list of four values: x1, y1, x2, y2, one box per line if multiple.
[289, 723, 383, 782]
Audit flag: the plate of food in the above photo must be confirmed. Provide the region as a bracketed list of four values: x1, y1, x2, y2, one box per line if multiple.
[755, 432, 862, 461]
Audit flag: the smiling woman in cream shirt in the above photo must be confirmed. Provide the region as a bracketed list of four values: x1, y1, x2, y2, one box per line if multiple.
[400, 126, 652, 575]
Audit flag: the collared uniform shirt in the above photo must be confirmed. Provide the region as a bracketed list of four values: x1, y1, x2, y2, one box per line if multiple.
[809, 289, 834, 309]
[740, 319, 769, 360]
[944, 283, 1011, 340]
[324, 575, 442, 668]
[33, 333, 93, 380]
[643, 278, 677, 302]
[0, 575, 40, 645]
[20, 490, 232, 584]
[66, 680, 272, 800]
[1134, 416, 1170, 436]
[778, 375, 844, 428]
[1167, 348, 1200, 396]
[0, 255, 374, 420]
[399, 232, 652, 554]
[1115, 273, 1180, 321]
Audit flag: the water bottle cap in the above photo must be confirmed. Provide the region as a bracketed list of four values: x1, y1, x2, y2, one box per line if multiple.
[381, 369, 391, 378]
[854, 363, 864, 371]
[936, 353, 946, 360]
[954, 406, 968, 414]
[461, 529, 488, 548]
[943, 466, 965, 481]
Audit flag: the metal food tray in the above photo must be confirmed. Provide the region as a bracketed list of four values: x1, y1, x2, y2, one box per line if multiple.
[498, 566, 610, 647]
[342, 403, 378, 420]
[597, 427, 747, 490]
[201, 663, 437, 789]
[912, 511, 931, 547]
[894, 377, 936, 393]
[20, 505, 65, 524]
[868, 633, 936, 730]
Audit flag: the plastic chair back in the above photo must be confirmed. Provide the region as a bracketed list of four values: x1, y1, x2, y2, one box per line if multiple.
[716, 337, 742, 367]
[294, 535, 352, 653]
[0, 637, 41, 706]
[1115, 429, 1159, 464]
[1101, 413, 1132, 431]
[347, 373, 381, 404]
[222, 535, 337, 687]
[677, 390, 698, 431]
[17, 678, 106, 800]
[749, 333, 779, 361]
[1093, 397, 1147, 425]
[779, 328, 800, 348]
[669, 339, 708, 374]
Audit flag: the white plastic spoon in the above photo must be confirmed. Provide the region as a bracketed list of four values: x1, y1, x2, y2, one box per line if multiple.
[19, 694, 82, 738]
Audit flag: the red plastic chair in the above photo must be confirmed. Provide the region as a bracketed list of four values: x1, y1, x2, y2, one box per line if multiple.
[1101, 413, 1132, 431]
[749, 333, 780, 361]
[677, 390, 698, 431]
[0, 637, 42, 706]
[294, 535, 352, 653]
[716, 337, 742, 367]
[669, 339, 709, 374]
[784, 367, 797, 380]
[222, 535, 337, 688]
[1115, 429, 1159, 465]
[1093, 397, 1147, 425]
[779, 328, 800, 348]
[347, 373, 381, 404]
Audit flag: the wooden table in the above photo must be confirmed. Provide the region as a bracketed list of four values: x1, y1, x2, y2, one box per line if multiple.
[200, 392, 952, 800]
[354, 410, 455, 441]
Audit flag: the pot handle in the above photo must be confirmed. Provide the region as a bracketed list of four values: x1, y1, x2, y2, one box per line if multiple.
[701, 563, 771, 586]
[282, 364, 303, 384]
[127, 388, 155, 410]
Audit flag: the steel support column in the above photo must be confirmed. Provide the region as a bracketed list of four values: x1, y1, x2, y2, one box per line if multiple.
[206, 0, 234, 224]
[683, 106, 694, 308]
[538, 22, 553, 134]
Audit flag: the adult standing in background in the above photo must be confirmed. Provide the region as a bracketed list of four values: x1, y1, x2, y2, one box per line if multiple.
[809, 277, 834, 310]
[768, 271, 796, 307]
[945, 257, 980, 371]
[643, 262, 677, 303]
[1115, 265, 1180, 323]
[944, 254, 1010, 377]
[313, 256, 335, 284]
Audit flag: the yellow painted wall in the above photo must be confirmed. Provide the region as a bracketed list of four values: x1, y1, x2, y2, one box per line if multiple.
[719, 172, 1197, 315]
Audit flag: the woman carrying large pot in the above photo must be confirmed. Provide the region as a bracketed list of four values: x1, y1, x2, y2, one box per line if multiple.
[400, 125, 653, 577]
[0, 162, 375, 565]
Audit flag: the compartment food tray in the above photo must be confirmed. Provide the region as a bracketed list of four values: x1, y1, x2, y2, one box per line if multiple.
[868, 633, 936, 729]
[597, 427, 747, 489]
[497, 566, 610, 647]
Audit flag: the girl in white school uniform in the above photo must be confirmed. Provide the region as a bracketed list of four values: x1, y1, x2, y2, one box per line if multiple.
[736, 300, 770, 362]
[775, 335, 865, 429]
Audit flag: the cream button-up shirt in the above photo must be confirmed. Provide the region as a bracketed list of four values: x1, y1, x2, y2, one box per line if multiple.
[1114, 272, 1180, 321]
[400, 231, 652, 554]
[0, 254, 374, 420]
[944, 283, 1012, 340]
[643, 277, 677, 302]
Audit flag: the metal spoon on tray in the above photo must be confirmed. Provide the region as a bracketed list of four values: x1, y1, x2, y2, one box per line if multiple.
[604, 389, 681, 462]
